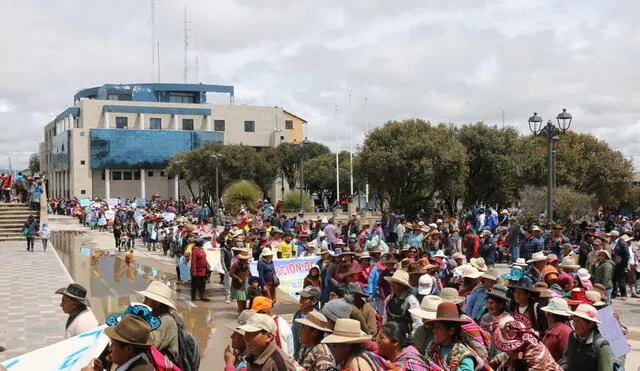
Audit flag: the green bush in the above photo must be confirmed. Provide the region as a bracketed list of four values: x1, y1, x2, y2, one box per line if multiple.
[222, 180, 262, 215]
[283, 191, 314, 213]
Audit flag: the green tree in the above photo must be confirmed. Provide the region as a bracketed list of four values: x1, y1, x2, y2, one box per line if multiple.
[357, 119, 468, 216]
[28, 153, 40, 174]
[520, 185, 595, 223]
[456, 123, 524, 206]
[222, 180, 262, 215]
[275, 141, 331, 189]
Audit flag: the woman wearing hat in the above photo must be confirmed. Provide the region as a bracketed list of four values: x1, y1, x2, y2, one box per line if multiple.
[321, 318, 385, 370]
[230, 250, 251, 313]
[56, 283, 99, 339]
[295, 311, 335, 371]
[376, 322, 428, 370]
[258, 247, 278, 305]
[539, 298, 573, 362]
[508, 277, 548, 336]
[383, 270, 421, 340]
[409, 295, 443, 356]
[426, 302, 487, 371]
[561, 304, 614, 371]
[592, 249, 614, 304]
[480, 284, 510, 332]
[493, 314, 562, 371]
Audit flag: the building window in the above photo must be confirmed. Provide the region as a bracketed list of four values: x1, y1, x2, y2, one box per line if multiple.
[101, 171, 105, 180]
[80, 131, 85, 136]
[160, 171, 165, 177]
[115, 117, 128, 129]
[107, 94, 120, 101]
[169, 92, 196, 103]
[285, 120, 294, 130]
[148, 171, 154, 177]
[134, 171, 141, 180]
[112, 171, 122, 180]
[280, 136, 285, 140]
[214, 120, 225, 132]
[150, 118, 161, 129]
[244, 120, 255, 132]
[80, 160, 85, 165]
[81, 190, 86, 195]
[123, 172, 133, 180]
[182, 119, 194, 130]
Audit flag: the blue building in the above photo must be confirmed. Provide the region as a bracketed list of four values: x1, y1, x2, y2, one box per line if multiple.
[40, 83, 305, 200]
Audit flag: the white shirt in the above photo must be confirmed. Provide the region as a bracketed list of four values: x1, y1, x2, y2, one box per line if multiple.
[116, 354, 142, 371]
[66, 309, 99, 339]
[273, 314, 294, 358]
[395, 223, 405, 241]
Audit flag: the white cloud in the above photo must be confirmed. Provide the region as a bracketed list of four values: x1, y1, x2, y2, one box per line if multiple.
[1, 0, 640, 169]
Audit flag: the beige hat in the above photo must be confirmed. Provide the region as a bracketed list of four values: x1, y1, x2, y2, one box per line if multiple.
[470, 257, 488, 272]
[294, 310, 333, 333]
[585, 291, 605, 307]
[540, 297, 572, 317]
[455, 264, 483, 279]
[531, 225, 542, 232]
[481, 268, 499, 281]
[226, 310, 256, 335]
[569, 304, 600, 324]
[434, 250, 447, 259]
[513, 258, 528, 268]
[384, 270, 412, 288]
[321, 318, 372, 344]
[527, 251, 547, 263]
[261, 247, 274, 257]
[238, 313, 277, 333]
[409, 295, 443, 320]
[135, 280, 175, 309]
[558, 256, 579, 269]
[621, 234, 634, 242]
[440, 287, 465, 304]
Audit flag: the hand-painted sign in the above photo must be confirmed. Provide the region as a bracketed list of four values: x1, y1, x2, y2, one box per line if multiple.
[250, 256, 319, 298]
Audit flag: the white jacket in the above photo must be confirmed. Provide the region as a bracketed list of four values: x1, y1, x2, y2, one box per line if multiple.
[65, 309, 99, 339]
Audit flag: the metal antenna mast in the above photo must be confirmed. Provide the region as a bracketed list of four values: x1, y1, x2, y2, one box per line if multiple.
[151, 0, 156, 82]
[183, 5, 189, 83]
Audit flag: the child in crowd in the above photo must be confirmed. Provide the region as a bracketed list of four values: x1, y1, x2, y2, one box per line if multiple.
[247, 276, 265, 309]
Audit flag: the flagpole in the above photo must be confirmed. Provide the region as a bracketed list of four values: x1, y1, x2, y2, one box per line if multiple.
[364, 97, 369, 209]
[349, 94, 353, 200]
[335, 105, 340, 208]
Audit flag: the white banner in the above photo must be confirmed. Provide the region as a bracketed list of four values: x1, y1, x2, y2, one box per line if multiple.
[2, 325, 108, 371]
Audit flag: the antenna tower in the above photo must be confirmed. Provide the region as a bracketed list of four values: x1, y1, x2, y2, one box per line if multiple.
[151, 0, 157, 82]
[183, 5, 189, 83]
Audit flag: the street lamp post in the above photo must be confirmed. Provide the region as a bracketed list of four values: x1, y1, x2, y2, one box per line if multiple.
[210, 153, 223, 207]
[528, 108, 573, 222]
[174, 160, 182, 201]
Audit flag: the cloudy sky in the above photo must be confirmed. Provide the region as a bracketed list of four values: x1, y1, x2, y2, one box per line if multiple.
[1, 0, 639, 169]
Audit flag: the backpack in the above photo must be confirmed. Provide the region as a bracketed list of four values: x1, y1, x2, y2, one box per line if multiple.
[165, 313, 200, 371]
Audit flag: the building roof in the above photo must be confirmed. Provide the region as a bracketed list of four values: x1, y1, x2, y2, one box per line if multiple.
[73, 83, 234, 103]
[283, 110, 307, 123]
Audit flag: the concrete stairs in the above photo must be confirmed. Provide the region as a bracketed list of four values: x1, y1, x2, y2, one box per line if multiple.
[0, 203, 39, 242]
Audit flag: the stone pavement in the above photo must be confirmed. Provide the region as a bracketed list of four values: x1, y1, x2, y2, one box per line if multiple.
[0, 240, 72, 361]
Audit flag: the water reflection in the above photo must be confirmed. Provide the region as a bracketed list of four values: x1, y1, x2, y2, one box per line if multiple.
[51, 231, 219, 368]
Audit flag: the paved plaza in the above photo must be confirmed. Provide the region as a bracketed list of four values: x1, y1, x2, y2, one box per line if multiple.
[0, 240, 71, 361]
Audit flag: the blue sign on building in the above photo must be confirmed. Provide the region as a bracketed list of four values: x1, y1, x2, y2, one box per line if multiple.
[90, 129, 223, 169]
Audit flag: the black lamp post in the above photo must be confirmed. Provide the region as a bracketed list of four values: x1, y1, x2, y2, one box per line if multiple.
[528, 108, 573, 222]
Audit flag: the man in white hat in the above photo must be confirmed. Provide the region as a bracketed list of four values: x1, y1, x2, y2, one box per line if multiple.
[136, 280, 179, 361]
[239, 314, 296, 370]
[383, 270, 421, 338]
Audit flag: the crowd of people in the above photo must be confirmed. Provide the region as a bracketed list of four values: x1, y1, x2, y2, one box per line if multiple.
[32, 196, 639, 370]
[0, 172, 44, 209]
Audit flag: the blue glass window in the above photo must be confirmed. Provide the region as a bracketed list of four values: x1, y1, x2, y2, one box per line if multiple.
[182, 119, 194, 130]
[244, 120, 255, 132]
[149, 118, 161, 129]
[115, 117, 128, 129]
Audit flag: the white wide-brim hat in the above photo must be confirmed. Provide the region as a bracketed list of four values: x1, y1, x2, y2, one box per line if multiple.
[321, 318, 372, 344]
[135, 280, 175, 309]
[409, 295, 443, 320]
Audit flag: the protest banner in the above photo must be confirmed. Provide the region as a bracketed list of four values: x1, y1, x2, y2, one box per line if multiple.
[135, 198, 146, 207]
[250, 256, 318, 298]
[597, 306, 630, 357]
[2, 325, 108, 371]
[79, 199, 90, 207]
[107, 198, 119, 208]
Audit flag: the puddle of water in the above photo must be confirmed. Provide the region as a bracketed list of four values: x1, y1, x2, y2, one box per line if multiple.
[50, 231, 221, 369]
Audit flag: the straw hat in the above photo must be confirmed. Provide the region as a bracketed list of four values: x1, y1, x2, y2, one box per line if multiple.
[238, 250, 251, 260]
[321, 318, 372, 344]
[439, 287, 465, 304]
[621, 234, 634, 243]
[597, 249, 611, 260]
[135, 281, 176, 309]
[426, 301, 467, 323]
[527, 252, 547, 263]
[434, 250, 447, 259]
[384, 270, 412, 288]
[454, 264, 483, 279]
[585, 291, 606, 307]
[409, 295, 444, 320]
[261, 247, 274, 257]
[558, 256, 579, 269]
[469, 257, 488, 272]
[540, 297, 572, 317]
[294, 310, 333, 333]
[104, 315, 154, 347]
[569, 304, 600, 324]
[513, 258, 528, 268]
[481, 268, 499, 281]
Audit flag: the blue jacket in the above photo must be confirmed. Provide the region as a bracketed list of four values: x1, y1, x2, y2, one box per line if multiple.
[257, 259, 275, 282]
[484, 214, 498, 231]
[368, 265, 382, 298]
[519, 237, 542, 261]
[465, 286, 487, 322]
